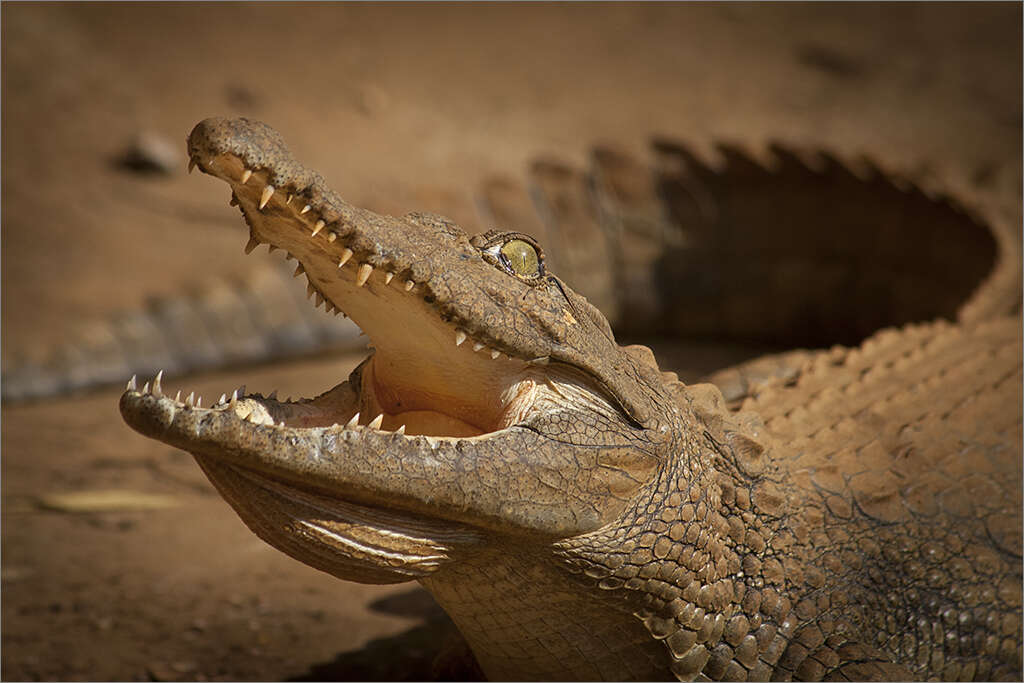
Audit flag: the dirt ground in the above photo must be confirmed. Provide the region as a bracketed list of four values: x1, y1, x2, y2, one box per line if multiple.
[2, 3, 1020, 681]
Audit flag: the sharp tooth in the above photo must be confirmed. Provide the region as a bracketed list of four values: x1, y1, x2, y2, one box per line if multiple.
[142, 382, 150, 394]
[307, 281, 316, 298]
[218, 393, 227, 405]
[300, 205, 311, 214]
[240, 169, 252, 184]
[245, 237, 260, 254]
[384, 272, 394, 285]
[356, 263, 373, 287]
[425, 436, 440, 450]
[472, 342, 484, 352]
[404, 280, 415, 291]
[127, 375, 137, 391]
[327, 232, 337, 242]
[188, 158, 197, 173]
[345, 412, 361, 429]
[153, 371, 163, 396]
[455, 330, 467, 346]
[238, 385, 246, 396]
[185, 391, 195, 407]
[368, 414, 384, 430]
[230, 390, 238, 406]
[172, 390, 181, 402]
[338, 248, 353, 268]
[196, 396, 203, 409]
[293, 263, 305, 277]
[490, 349, 501, 359]
[285, 193, 293, 204]
[396, 424, 406, 435]
[312, 219, 325, 236]
[315, 292, 324, 307]
[259, 185, 274, 210]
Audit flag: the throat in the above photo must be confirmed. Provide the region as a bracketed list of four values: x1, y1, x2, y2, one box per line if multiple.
[420, 548, 668, 681]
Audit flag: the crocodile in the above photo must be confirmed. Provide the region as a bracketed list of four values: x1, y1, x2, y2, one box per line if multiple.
[120, 118, 1022, 681]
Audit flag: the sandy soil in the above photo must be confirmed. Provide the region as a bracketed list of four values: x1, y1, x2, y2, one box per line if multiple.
[2, 3, 1020, 681]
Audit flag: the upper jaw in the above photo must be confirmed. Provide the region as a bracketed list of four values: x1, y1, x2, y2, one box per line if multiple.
[184, 117, 673, 429]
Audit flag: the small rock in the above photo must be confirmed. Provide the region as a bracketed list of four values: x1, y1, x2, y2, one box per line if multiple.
[118, 131, 178, 175]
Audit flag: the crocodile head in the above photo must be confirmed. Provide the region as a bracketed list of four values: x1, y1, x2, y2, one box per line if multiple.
[120, 117, 682, 583]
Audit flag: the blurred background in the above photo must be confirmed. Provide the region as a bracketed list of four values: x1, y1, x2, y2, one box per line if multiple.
[2, 3, 1020, 680]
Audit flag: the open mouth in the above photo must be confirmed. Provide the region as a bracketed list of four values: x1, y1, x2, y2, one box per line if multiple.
[120, 117, 611, 457]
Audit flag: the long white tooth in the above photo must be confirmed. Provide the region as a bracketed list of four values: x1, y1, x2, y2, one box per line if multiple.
[356, 263, 373, 287]
[293, 263, 305, 277]
[259, 185, 274, 210]
[142, 382, 150, 394]
[396, 424, 406, 435]
[472, 342, 484, 352]
[188, 158, 197, 174]
[196, 396, 202, 409]
[490, 349, 501, 359]
[368, 414, 384, 430]
[300, 204, 311, 214]
[425, 436, 440, 450]
[152, 371, 163, 396]
[338, 248, 353, 268]
[218, 393, 227, 405]
[230, 390, 238, 406]
[285, 193, 293, 204]
[245, 237, 260, 254]
[185, 391, 195, 407]
[345, 412, 361, 429]
[455, 330, 467, 346]
[240, 169, 252, 184]
[175, 390, 182, 402]
[404, 280, 415, 291]
[384, 272, 394, 285]
[312, 219, 325, 236]
[127, 375, 137, 391]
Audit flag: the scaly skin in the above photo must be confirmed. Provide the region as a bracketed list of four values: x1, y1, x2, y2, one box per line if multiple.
[120, 118, 1021, 681]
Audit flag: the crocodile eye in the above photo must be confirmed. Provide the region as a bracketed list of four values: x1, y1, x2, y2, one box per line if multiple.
[499, 239, 540, 279]
[472, 231, 547, 282]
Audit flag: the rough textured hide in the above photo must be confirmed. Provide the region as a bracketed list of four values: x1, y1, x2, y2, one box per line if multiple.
[117, 118, 1022, 681]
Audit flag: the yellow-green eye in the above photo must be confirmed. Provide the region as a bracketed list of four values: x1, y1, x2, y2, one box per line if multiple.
[500, 239, 540, 278]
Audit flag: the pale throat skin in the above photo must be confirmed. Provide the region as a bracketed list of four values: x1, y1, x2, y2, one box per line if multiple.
[120, 118, 1022, 681]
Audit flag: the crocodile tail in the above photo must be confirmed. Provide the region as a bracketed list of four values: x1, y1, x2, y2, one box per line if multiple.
[477, 138, 1017, 351]
[2, 260, 362, 402]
